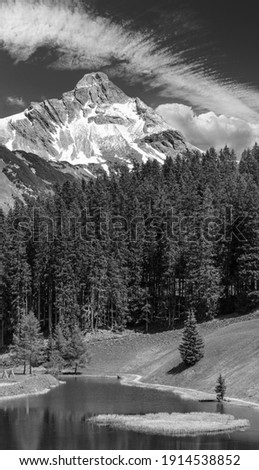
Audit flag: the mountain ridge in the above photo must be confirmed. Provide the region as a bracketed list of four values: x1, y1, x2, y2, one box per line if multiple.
[0, 72, 196, 211]
[0, 72, 192, 170]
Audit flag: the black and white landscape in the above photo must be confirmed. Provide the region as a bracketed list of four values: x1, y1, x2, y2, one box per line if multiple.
[0, 0, 259, 451]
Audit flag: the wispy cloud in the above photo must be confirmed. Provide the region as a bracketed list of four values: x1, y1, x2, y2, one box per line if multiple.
[1, 0, 259, 122]
[6, 95, 26, 107]
[156, 103, 259, 156]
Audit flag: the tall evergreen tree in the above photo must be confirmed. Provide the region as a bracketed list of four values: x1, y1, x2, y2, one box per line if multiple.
[63, 323, 89, 374]
[178, 310, 205, 366]
[186, 187, 223, 320]
[10, 311, 45, 374]
[3, 203, 32, 334]
[52, 321, 89, 374]
[215, 374, 226, 401]
[235, 175, 259, 308]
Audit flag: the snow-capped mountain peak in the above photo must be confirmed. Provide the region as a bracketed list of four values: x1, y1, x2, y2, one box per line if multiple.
[0, 72, 191, 171]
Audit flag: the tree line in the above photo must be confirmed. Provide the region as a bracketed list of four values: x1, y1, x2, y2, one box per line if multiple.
[1, 143, 259, 341]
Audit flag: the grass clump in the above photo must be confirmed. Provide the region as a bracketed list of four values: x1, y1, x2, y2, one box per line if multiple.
[90, 412, 249, 436]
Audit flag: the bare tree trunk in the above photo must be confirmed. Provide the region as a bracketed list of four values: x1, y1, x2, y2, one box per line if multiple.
[145, 315, 149, 333]
[25, 280, 28, 315]
[38, 288, 41, 320]
[49, 285, 52, 334]
[91, 289, 94, 331]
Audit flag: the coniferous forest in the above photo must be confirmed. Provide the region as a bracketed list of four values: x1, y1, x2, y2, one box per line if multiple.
[1, 144, 259, 343]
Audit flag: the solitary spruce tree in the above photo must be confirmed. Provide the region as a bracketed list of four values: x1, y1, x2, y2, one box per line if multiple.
[64, 324, 90, 375]
[52, 322, 90, 375]
[45, 332, 65, 376]
[215, 374, 226, 402]
[10, 311, 45, 374]
[178, 310, 205, 366]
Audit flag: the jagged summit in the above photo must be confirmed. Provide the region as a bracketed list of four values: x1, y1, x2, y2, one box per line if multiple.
[76, 72, 111, 90]
[72, 72, 128, 107]
[76, 72, 109, 88]
[0, 72, 191, 171]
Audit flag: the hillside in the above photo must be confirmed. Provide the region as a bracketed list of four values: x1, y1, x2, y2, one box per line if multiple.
[0, 145, 92, 212]
[85, 313, 259, 404]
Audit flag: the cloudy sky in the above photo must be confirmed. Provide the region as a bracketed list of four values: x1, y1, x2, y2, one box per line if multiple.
[0, 0, 259, 155]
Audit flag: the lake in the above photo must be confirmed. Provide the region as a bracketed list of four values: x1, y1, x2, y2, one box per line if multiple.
[0, 377, 258, 449]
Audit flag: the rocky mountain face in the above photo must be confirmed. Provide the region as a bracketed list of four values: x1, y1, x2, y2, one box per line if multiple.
[0, 72, 191, 173]
[0, 145, 92, 212]
[0, 72, 194, 211]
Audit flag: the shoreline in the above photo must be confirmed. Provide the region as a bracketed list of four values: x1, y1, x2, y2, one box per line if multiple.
[0, 388, 55, 402]
[1, 370, 258, 411]
[0, 374, 62, 402]
[77, 373, 259, 409]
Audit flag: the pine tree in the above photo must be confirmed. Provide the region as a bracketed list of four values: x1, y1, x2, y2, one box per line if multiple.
[63, 324, 89, 375]
[239, 143, 259, 186]
[106, 254, 129, 330]
[45, 330, 65, 376]
[10, 311, 45, 374]
[52, 322, 89, 375]
[0, 209, 4, 346]
[53, 323, 68, 357]
[235, 175, 259, 309]
[185, 186, 223, 320]
[178, 310, 205, 366]
[3, 203, 32, 334]
[215, 374, 226, 401]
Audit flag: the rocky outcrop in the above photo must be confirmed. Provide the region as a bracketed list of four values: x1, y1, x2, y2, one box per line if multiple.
[0, 72, 193, 170]
[140, 129, 189, 157]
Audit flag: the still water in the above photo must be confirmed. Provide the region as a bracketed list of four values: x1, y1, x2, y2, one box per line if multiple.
[0, 377, 258, 449]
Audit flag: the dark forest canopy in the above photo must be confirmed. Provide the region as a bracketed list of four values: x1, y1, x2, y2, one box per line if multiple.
[1, 144, 259, 341]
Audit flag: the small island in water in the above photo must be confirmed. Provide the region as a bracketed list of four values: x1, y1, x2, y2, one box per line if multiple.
[91, 412, 250, 437]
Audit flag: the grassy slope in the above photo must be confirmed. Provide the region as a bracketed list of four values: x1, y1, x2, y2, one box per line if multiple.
[86, 313, 259, 403]
[0, 374, 60, 399]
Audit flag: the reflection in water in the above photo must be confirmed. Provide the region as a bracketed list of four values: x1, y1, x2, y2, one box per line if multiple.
[13, 407, 45, 450]
[216, 402, 225, 414]
[0, 377, 258, 450]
